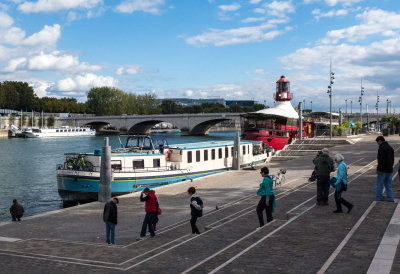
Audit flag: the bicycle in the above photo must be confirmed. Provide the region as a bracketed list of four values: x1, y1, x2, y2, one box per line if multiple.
[272, 169, 286, 187]
[65, 155, 94, 172]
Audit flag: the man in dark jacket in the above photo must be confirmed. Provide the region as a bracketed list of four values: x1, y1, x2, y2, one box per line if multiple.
[376, 136, 395, 201]
[138, 188, 158, 239]
[10, 199, 24, 221]
[313, 148, 335, 205]
[103, 197, 119, 244]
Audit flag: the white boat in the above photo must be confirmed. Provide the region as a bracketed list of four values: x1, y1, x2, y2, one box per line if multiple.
[24, 126, 96, 138]
[56, 135, 270, 204]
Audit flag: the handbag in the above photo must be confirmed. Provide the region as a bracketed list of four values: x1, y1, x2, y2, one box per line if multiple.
[340, 182, 347, 191]
[157, 207, 162, 215]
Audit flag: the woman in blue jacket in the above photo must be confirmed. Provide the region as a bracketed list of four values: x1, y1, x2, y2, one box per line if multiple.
[332, 154, 353, 213]
[256, 167, 276, 227]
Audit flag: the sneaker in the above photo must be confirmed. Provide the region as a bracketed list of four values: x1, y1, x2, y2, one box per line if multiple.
[333, 210, 343, 213]
[136, 236, 145, 241]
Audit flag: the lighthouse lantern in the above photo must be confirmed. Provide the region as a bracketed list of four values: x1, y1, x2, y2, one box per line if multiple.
[275, 75, 292, 102]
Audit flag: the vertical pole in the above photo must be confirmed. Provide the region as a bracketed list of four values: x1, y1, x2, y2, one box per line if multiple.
[20, 109, 22, 129]
[99, 137, 112, 202]
[366, 104, 369, 131]
[339, 108, 342, 126]
[232, 132, 241, 170]
[298, 102, 303, 140]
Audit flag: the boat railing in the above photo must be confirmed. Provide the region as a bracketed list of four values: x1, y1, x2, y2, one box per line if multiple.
[57, 164, 188, 174]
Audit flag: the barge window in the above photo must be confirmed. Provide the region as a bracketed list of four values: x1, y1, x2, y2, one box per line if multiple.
[225, 147, 229, 158]
[187, 151, 192, 163]
[153, 159, 160, 168]
[132, 160, 144, 169]
[218, 148, 223, 159]
[196, 150, 201, 162]
[211, 149, 215, 160]
[248, 145, 250, 154]
[111, 160, 122, 170]
[242, 145, 246, 155]
[231, 147, 233, 157]
[204, 150, 208, 161]
[56, 130, 59, 132]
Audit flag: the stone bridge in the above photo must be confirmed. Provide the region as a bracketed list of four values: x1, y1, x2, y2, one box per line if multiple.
[56, 113, 242, 135]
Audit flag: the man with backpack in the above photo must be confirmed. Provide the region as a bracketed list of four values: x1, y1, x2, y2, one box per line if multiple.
[187, 187, 203, 234]
[313, 148, 335, 205]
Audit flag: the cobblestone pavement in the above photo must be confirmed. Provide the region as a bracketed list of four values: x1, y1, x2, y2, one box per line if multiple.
[0, 133, 399, 273]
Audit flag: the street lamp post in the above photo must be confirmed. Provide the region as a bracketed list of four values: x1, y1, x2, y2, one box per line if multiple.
[359, 79, 364, 131]
[310, 101, 312, 112]
[345, 99, 348, 115]
[386, 98, 389, 115]
[327, 62, 335, 140]
[350, 100, 353, 114]
[376, 90, 380, 131]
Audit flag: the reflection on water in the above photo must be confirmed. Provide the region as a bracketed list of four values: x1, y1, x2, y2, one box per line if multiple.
[0, 132, 236, 222]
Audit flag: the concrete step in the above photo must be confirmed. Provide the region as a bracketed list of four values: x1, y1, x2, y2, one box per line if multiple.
[295, 139, 352, 145]
[270, 155, 299, 161]
[287, 144, 335, 150]
[278, 150, 319, 156]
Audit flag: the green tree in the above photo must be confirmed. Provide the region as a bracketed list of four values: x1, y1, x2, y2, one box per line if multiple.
[229, 104, 243, 112]
[87, 87, 126, 115]
[47, 115, 55, 127]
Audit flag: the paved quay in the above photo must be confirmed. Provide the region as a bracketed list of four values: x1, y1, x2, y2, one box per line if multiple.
[1, 133, 400, 273]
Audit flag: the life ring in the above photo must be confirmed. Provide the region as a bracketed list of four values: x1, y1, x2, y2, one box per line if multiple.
[165, 150, 171, 161]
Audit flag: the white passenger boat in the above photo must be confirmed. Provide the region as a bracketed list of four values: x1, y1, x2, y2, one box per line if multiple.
[24, 126, 96, 138]
[56, 135, 270, 204]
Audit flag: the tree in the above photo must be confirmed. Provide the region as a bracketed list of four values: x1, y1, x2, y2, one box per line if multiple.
[87, 87, 126, 115]
[47, 115, 55, 127]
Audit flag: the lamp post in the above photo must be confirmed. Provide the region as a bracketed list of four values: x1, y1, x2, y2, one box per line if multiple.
[327, 62, 334, 139]
[386, 98, 389, 115]
[303, 99, 305, 110]
[376, 90, 380, 131]
[310, 101, 312, 112]
[359, 79, 364, 130]
[345, 99, 348, 114]
[350, 100, 353, 114]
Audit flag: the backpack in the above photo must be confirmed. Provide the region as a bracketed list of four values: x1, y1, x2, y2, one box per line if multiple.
[195, 197, 204, 209]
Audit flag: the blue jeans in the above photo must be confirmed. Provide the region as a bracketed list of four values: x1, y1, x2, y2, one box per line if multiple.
[106, 221, 115, 244]
[376, 172, 394, 201]
[140, 212, 157, 237]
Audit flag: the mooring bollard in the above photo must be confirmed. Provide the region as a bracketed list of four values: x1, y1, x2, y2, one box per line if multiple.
[98, 137, 111, 202]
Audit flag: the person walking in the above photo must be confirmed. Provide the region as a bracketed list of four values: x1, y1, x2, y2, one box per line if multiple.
[10, 199, 24, 221]
[331, 154, 353, 213]
[188, 187, 203, 234]
[313, 148, 335, 205]
[139, 188, 158, 239]
[256, 167, 275, 227]
[375, 136, 395, 202]
[103, 197, 119, 245]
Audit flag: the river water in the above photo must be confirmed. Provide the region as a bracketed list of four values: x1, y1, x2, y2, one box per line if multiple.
[0, 132, 236, 222]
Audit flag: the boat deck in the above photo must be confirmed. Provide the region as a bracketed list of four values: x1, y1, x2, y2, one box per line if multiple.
[1, 133, 400, 273]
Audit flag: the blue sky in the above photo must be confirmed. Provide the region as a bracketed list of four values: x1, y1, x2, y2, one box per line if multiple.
[0, 0, 399, 112]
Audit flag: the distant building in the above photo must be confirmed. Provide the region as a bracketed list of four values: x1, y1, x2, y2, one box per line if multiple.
[160, 98, 226, 106]
[225, 100, 256, 107]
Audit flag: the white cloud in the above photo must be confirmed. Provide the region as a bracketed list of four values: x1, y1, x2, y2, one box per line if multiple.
[249, 0, 262, 4]
[279, 37, 400, 108]
[312, 8, 348, 21]
[18, 0, 103, 13]
[324, 0, 363, 7]
[115, 65, 144, 75]
[241, 17, 266, 23]
[185, 89, 193, 97]
[319, 9, 400, 44]
[218, 3, 240, 12]
[251, 69, 269, 75]
[115, 0, 165, 14]
[23, 24, 61, 48]
[0, 11, 13, 28]
[184, 19, 291, 47]
[263, 1, 295, 18]
[55, 73, 117, 92]
[253, 8, 265, 14]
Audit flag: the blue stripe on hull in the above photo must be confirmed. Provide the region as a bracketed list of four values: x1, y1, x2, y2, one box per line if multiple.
[57, 169, 227, 201]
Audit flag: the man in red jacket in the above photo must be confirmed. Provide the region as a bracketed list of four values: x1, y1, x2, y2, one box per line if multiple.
[138, 188, 158, 239]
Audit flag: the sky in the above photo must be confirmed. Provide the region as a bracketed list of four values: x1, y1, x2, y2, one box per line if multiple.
[0, 0, 399, 112]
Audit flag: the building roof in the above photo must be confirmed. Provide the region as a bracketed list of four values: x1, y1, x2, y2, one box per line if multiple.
[244, 101, 299, 119]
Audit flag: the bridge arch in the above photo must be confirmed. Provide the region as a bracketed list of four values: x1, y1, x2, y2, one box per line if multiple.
[189, 118, 231, 135]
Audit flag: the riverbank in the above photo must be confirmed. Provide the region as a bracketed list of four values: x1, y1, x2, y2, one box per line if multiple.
[1, 134, 400, 272]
